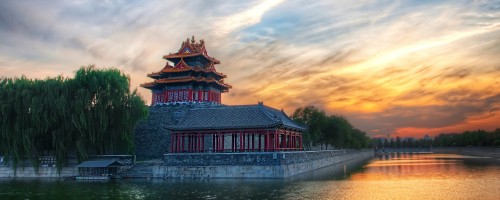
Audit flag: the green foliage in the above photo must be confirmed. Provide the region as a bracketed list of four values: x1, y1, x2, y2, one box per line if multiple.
[291, 106, 371, 149]
[372, 129, 500, 148]
[0, 65, 149, 171]
[433, 129, 500, 147]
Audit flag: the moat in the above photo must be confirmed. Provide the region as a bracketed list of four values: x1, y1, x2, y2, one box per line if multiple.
[1, 153, 498, 200]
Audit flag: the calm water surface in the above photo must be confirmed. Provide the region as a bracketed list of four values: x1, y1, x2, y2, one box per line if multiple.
[1, 153, 499, 200]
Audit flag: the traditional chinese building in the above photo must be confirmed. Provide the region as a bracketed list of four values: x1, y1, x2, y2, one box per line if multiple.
[168, 103, 304, 152]
[140, 37, 305, 153]
[141, 36, 231, 105]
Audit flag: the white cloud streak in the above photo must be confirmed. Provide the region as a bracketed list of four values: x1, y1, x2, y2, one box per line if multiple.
[0, 0, 499, 136]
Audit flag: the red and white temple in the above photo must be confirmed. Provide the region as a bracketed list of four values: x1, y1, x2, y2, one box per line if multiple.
[141, 37, 305, 153]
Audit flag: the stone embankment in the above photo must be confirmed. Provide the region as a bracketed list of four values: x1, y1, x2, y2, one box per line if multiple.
[0, 155, 134, 178]
[0, 167, 78, 178]
[150, 149, 374, 179]
[0, 151, 374, 179]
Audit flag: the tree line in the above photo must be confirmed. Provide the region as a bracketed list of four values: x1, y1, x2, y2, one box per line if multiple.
[433, 129, 500, 147]
[373, 137, 433, 149]
[290, 106, 371, 149]
[0, 66, 149, 170]
[373, 129, 500, 149]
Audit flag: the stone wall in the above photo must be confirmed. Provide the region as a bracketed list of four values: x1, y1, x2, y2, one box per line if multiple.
[0, 167, 78, 178]
[0, 155, 134, 178]
[153, 149, 374, 178]
[164, 150, 363, 166]
[134, 105, 190, 159]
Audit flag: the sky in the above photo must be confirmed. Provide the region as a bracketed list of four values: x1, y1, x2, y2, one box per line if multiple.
[1, 0, 499, 138]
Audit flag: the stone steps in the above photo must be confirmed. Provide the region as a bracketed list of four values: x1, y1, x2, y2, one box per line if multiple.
[120, 163, 155, 178]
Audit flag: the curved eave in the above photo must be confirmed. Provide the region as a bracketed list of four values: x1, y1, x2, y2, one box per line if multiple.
[200, 78, 232, 90]
[140, 82, 158, 89]
[161, 68, 192, 73]
[168, 124, 304, 132]
[167, 124, 280, 131]
[149, 77, 231, 90]
[155, 77, 196, 84]
[163, 53, 221, 64]
[147, 73, 162, 78]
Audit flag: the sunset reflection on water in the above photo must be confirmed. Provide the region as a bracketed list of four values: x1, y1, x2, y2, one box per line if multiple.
[323, 153, 500, 200]
[0, 153, 498, 200]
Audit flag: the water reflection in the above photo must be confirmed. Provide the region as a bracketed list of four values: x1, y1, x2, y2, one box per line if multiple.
[0, 153, 499, 200]
[324, 153, 500, 200]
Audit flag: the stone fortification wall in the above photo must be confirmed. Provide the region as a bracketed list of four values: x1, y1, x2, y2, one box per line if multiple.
[154, 149, 374, 178]
[134, 105, 189, 159]
[164, 150, 363, 166]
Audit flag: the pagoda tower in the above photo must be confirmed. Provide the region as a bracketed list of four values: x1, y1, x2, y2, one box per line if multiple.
[141, 36, 231, 105]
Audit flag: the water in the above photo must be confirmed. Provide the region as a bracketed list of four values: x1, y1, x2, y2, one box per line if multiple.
[1, 153, 499, 200]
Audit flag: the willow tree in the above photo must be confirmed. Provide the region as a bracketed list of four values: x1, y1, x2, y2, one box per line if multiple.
[0, 66, 148, 171]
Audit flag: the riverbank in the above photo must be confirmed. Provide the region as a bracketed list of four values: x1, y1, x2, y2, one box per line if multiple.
[151, 149, 374, 179]
[432, 147, 500, 158]
[0, 150, 374, 178]
[0, 167, 78, 178]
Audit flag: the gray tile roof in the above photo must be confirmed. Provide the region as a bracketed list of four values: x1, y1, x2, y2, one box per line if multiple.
[76, 160, 123, 168]
[167, 104, 306, 131]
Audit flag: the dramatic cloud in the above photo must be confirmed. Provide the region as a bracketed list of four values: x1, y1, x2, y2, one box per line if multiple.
[1, 0, 499, 138]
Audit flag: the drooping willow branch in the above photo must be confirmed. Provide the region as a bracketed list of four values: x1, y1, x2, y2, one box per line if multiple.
[0, 65, 149, 172]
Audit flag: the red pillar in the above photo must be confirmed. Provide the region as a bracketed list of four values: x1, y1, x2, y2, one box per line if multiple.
[288, 131, 292, 150]
[187, 134, 190, 152]
[240, 131, 244, 152]
[264, 131, 268, 151]
[300, 134, 303, 150]
[231, 133, 234, 152]
[192, 133, 195, 152]
[196, 132, 200, 152]
[258, 133, 262, 151]
[212, 133, 216, 152]
[233, 133, 237, 152]
[188, 89, 193, 101]
[188, 134, 192, 152]
[251, 133, 255, 151]
[202, 133, 205, 152]
[181, 134, 185, 152]
[186, 133, 191, 152]
[220, 132, 225, 152]
[246, 133, 250, 151]
[293, 132, 296, 150]
[275, 130, 279, 151]
[177, 133, 181, 152]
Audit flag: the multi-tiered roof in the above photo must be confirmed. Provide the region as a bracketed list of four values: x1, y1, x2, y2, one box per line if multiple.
[141, 36, 231, 105]
[141, 37, 231, 91]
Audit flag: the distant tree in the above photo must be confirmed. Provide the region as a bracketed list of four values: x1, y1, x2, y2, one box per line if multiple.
[291, 106, 370, 149]
[291, 106, 326, 149]
[432, 129, 500, 147]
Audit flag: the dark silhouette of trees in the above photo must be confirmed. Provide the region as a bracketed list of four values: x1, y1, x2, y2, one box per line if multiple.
[291, 106, 370, 149]
[433, 129, 500, 147]
[373, 129, 500, 149]
[0, 66, 149, 170]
